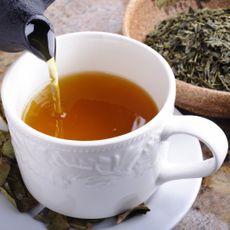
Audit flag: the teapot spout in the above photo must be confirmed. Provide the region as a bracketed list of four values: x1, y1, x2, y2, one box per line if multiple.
[24, 15, 56, 61]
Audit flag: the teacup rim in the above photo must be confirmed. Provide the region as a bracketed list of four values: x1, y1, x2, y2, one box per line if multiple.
[1, 31, 175, 147]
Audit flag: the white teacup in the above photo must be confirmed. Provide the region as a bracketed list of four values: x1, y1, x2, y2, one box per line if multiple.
[1, 32, 228, 218]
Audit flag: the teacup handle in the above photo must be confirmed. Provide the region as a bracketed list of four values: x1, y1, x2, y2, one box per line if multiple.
[158, 115, 228, 183]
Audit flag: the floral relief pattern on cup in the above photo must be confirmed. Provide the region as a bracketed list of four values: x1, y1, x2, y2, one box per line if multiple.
[10, 125, 160, 187]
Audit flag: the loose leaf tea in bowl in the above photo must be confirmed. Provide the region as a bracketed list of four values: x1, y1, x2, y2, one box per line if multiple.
[123, 0, 230, 117]
[144, 8, 230, 92]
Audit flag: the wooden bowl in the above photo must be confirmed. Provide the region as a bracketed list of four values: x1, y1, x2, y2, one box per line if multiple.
[123, 0, 230, 118]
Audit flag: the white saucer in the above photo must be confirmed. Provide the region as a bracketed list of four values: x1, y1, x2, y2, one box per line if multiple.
[0, 110, 202, 230]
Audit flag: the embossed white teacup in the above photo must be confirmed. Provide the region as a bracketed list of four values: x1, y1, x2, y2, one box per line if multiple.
[1, 32, 228, 218]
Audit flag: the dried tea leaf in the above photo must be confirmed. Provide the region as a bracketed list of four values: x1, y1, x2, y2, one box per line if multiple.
[7, 163, 38, 212]
[35, 208, 52, 224]
[0, 131, 10, 147]
[2, 140, 15, 159]
[0, 186, 17, 208]
[116, 203, 150, 224]
[0, 157, 10, 186]
[0, 100, 7, 123]
[69, 221, 93, 230]
[35, 208, 70, 230]
[47, 214, 70, 230]
[36, 209, 104, 230]
[67, 217, 103, 230]
[144, 8, 230, 92]
[0, 132, 5, 146]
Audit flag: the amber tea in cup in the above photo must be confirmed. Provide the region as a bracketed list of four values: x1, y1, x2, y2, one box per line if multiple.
[23, 71, 158, 140]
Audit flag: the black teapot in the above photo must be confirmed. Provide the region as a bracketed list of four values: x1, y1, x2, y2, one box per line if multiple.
[0, 0, 55, 61]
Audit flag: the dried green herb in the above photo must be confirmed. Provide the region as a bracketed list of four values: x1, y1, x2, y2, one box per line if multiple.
[0, 158, 10, 186]
[35, 208, 70, 230]
[67, 217, 98, 230]
[0, 131, 10, 147]
[116, 203, 151, 224]
[35, 209, 104, 230]
[35, 208, 99, 230]
[0, 186, 17, 207]
[68, 221, 93, 230]
[144, 8, 230, 91]
[6, 163, 38, 212]
[35, 203, 151, 230]
[0, 100, 7, 123]
[2, 140, 15, 159]
[0, 128, 38, 212]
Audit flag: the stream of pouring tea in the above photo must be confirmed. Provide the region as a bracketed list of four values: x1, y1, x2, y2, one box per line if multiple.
[47, 58, 62, 115]
[25, 19, 64, 137]
[47, 58, 63, 137]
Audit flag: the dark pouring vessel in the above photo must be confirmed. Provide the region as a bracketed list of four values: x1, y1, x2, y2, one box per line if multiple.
[0, 0, 55, 61]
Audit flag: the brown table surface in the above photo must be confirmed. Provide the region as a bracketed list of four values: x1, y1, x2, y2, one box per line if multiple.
[0, 1, 229, 229]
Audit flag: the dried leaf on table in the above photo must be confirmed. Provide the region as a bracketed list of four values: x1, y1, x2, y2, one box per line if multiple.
[68, 221, 93, 230]
[0, 100, 7, 123]
[7, 163, 38, 212]
[116, 203, 150, 224]
[0, 131, 10, 146]
[2, 139, 15, 159]
[67, 217, 104, 230]
[0, 157, 10, 186]
[0, 186, 17, 208]
[35, 208, 70, 230]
